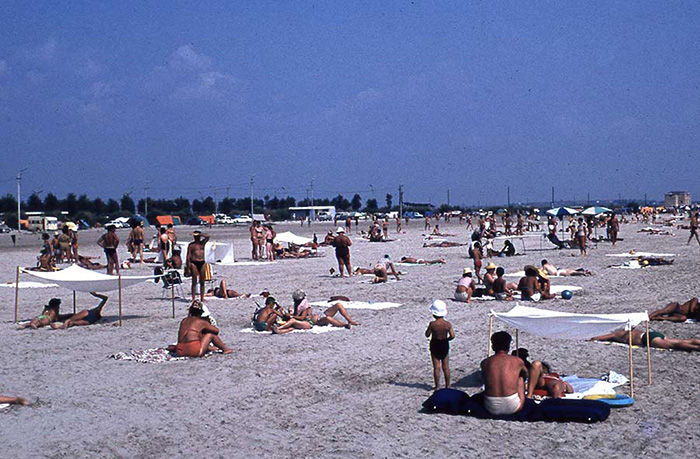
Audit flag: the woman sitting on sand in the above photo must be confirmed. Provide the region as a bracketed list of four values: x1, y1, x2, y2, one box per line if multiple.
[18, 298, 61, 329]
[169, 301, 233, 357]
[591, 327, 700, 351]
[271, 290, 360, 334]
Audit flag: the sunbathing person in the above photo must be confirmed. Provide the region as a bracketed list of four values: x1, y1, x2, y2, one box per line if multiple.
[205, 280, 251, 299]
[271, 290, 360, 334]
[18, 298, 61, 329]
[517, 266, 541, 301]
[37, 233, 55, 271]
[252, 296, 286, 331]
[77, 255, 107, 271]
[541, 259, 592, 277]
[493, 267, 516, 301]
[639, 256, 674, 266]
[649, 298, 699, 322]
[536, 269, 556, 300]
[483, 262, 498, 296]
[526, 360, 573, 398]
[51, 292, 108, 329]
[480, 331, 528, 415]
[454, 268, 475, 303]
[591, 327, 700, 351]
[430, 225, 456, 237]
[423, 241, 467, 248]
[169, 302, 233, 357]
[399, 256, 446, 265]
[0, 395, 29, 406]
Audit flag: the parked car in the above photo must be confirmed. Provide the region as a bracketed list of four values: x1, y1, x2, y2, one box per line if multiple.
[186, 217, 208, 226]
[232, 215, 253, 224]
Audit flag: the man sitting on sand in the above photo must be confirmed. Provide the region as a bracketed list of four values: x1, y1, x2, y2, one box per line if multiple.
[271, 290, 360, 334]
[649, 298, 699, 322]
[591, 327, 700, 351]
[18, 298, 61, 329]
[205, 280, 251, 299]
[541, 259, 592, 277]
[399, 256, 446, 265]
[480, 332, 528, 415]
[51, 292, 108, 329]
[169, 301, 233, 357]
[252, 296, 287, 331]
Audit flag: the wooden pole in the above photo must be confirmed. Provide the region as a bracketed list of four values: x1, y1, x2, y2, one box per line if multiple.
[14, 266, 20, 323]
[171, 283, 175, 319]
[73, 291, 76, 314]
[515, 329, 519, 350]
[118, 274, 122, 327]
[646, 319, 652, 385]
[628, 322, 634, 397]
[487, 315, 494, 358]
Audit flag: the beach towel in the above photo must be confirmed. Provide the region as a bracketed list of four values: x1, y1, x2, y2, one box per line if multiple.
[358, 277, 400, 284]
[240, 325, 345, 335]
[560, 375, 620, 398]
[110, 347, 222, 363]
[606, 252, 675, 258]
[0, 281, 59, 289]
[310, 300, 402, 310]
[215, 261, 277, 267]
[0, 403, 10, 410]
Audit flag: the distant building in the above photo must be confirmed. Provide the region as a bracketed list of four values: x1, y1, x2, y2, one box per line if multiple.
[289, 206, 336, 221]
[664, 191, 691, 208]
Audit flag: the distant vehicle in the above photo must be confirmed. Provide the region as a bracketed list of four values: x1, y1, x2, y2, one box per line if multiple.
[317, 211, 333, 221]
[27, 215, 59, 232]
[107, 217, 131, 228]
[232, 215, 253, 224]
[214, 213, 235, 225]
[186, 217, 208, 226]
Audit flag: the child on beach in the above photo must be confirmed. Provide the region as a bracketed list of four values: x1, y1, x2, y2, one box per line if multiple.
[425, 300, 455, 391]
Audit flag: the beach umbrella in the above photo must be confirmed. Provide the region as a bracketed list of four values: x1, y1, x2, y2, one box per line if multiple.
[581, 206, 612, 216]
[545, 207, 580, 217]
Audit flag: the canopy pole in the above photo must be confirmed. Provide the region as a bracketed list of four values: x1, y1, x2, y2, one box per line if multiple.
[14, 266, 20, 323]
[628, 323, 634, 398]
[171, 283, 175, 319]
[487, 315, 493, 358]
[646, 319, 652, 385]
[515, 329, 519, 350]
[73, 291, 76, 314]
[118, 274, 122, 327]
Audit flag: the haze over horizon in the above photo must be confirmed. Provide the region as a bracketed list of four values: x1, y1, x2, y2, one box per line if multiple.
[1, 2, 698, 208]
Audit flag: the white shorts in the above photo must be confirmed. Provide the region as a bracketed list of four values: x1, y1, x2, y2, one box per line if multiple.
[484, 393, 521, 415]
[454, 291, 469, 302]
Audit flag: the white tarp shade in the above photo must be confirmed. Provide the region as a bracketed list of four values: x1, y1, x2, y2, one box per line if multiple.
[490, 304, 648, 340]
[274, 231, 312, 246]
[21, 264, 158, 292]
[156, 240, 235, 265]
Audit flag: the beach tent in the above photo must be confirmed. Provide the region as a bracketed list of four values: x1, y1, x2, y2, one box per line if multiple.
[14, 264, 161, 326]
[487, 304, 651, 396]
[274, 231, 312, 246]
[155, 215, 182, 226]
[199, 215, 215, 225]
[156, 240, 235, 265]
[129, 214, 151, 227]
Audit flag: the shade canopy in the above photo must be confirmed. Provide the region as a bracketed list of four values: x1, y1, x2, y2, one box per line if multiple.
[22, 264, 158, 293]
[490, 304, 648, 340]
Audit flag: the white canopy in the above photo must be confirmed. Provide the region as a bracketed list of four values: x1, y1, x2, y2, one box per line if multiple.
[490, 304, 649, 340]
[21, 264, 158, 293]
[274, 231, 312, 246]
[156, 240, 235, 265]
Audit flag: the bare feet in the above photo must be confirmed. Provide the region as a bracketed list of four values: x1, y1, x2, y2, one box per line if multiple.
[222, 349, 234, 355]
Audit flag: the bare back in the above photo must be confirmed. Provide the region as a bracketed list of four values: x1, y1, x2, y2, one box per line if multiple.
[481, 352, 527, 398]
[177, 316, 216, 343]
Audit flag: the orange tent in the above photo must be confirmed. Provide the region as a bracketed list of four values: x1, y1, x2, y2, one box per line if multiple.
[199, 215, 215, 225]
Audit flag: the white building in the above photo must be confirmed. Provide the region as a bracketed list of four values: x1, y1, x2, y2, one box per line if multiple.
[664, 191, 691, 208]
[289, 206, 336, 221]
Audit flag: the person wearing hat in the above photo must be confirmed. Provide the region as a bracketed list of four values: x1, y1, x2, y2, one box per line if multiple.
[454, 268, 475, 303]
[483, 262, 498, 296]
[332, 227, 353, 277]
[425, 300, 455, 390]
[97, 224, 120, 275]
[18, 298, 62, 329]
[170, 301, 233, 357]
[186, 230, 210, 302]
[271, 290, 360, 334]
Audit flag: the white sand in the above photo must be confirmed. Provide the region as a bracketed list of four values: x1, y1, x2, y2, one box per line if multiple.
[0, 220, 698, 457]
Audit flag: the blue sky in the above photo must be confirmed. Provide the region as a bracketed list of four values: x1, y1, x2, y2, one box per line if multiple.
[0, 1, 698, 207]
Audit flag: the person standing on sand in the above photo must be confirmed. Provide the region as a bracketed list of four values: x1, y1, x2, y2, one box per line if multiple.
[396, 215, 402, 233]
[186, 230, 209, 302]
[609, 214, 620, 246]
[332, 227, 353, 277]
[425, 300, 455, 391]
[129, 221, 145, 263]
[575, 217, 587, 256]
[249, 221, 258, 260]
[97, 225, 119, 275]
[688, 212, 700, 246]
[480, 332, 528, 415]
[345, 217, 352, 235]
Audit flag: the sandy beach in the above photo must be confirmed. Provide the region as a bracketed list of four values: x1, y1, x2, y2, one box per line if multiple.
[1, 219, 698, 458]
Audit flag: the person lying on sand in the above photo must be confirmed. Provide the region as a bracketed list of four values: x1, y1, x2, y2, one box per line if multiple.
[649, 298, 699, 322]
[399, 256, 446, 265]
[0, 395, 29, 406]
[271, 290, 360, 334]
[51, 292, 108, 329]
[168, 301, 233, 357]
[18, 298, 61, 329]
[77, 255, 107, 271]
[205, 280, 251, 299]
[430, 225, 456, 237]
[480, 332, 528, 415]
[526, 361, 573, 398]
[590, 327, 700, 351]
[423, 241, 467, 248]
[454, 268, 475, 303]
[541, 259, 592, 277]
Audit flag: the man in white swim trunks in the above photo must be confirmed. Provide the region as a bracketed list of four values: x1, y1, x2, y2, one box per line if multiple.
[480, 331, 528, 415]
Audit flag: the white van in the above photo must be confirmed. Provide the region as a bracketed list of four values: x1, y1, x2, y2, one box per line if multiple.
[27, 216, 58, 232]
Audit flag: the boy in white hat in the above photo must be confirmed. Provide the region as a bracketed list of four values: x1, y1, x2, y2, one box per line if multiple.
[425, 300, 455, 390]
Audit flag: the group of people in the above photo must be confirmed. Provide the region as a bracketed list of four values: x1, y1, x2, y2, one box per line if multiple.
[34, 225, 78, 271]
[249, 221, 277, 261]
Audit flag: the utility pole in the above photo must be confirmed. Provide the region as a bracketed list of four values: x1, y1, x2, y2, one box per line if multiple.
[310, 179, 314, 207]
[250, 177, 254, 217]
[399, 185, 404, 218]
[507, 186, 510, 210]
[144, 186, 149, 216]
[551, 187, 555, 208]
[16, 168, 27, 233]
[447, 188, 450, 207]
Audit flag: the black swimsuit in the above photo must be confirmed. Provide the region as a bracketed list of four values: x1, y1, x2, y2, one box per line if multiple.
[191, 260, 205, 271]
[430, 338, 449, 361]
